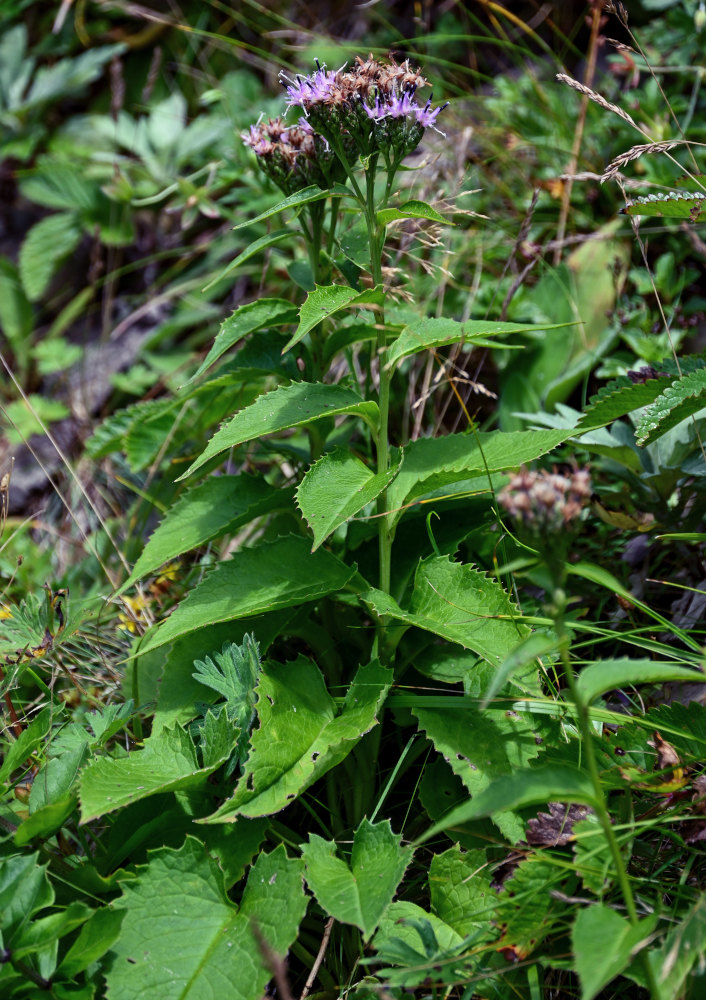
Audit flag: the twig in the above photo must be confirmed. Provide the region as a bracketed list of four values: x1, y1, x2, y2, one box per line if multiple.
[300, 916, 334, 1000]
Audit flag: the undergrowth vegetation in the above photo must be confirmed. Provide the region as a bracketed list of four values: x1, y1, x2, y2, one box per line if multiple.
[2, 1, 706, 997]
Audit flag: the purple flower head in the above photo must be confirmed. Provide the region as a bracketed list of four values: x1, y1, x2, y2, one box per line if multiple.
[281, 65, 337, 111]
[414, 97, 449, 135]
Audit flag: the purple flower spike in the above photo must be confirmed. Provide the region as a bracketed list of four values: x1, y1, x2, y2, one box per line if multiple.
[414, 98, 449, 134]
[281, 66, 337, 110]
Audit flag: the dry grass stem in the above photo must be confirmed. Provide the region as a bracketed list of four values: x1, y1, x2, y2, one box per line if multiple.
[602, 140, 681, 182]
[555, 73, 641, 132]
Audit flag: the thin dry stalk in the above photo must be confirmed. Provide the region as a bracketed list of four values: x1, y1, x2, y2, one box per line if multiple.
[555, 73, 644, 134]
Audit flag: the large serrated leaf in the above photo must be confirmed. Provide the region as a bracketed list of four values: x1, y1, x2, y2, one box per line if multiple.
[202, 658, 391, 821]
[386, 317, 570, 370]
[79, 723, 230, 823]
[19, 212, 82, 302]
[191, 298, 298, 380]
[386, 429, 566, 527]
[413, 703, 546, 840]
[364, 555, 528, 667]
[282, 284, 384, 354]
[180, 382, 379, 479]
[636, 368, 706, 445]
[297, 448, 401, 550]
[118, 475, 285, 593]
[577, 376, 676, 430]
[622, 191, 706, 220]
[105, 838, 306, 1000]
[136, 535, 356, 657]
[301, 818, 411, 938]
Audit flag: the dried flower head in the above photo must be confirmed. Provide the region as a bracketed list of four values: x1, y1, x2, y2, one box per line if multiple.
[279, 55, 447, 160]
[498, 466, 591, 536]
[241, 116, 345, 195]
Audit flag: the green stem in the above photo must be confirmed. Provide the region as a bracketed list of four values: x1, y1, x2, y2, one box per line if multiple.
[553, 593, 661, 998]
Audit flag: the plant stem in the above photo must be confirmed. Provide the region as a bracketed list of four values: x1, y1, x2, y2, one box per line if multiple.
[553, 593, 661, 998]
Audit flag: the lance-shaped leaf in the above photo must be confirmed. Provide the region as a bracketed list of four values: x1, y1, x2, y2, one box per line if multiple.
[576, 658, 706, 706]
[191, 298, 298, 380]
[79, 722, 231, 823]
[202, 658, 392, 822]
[232, 183, 351, 231]
[282, 284, 384, 354]
[417, 765, 597, 844]
[386, 317, 571, 371]
[377, 198, 450, 227]
[573, 905, 658, 1000]
[118, 476, 287, 593]
[136, 535, 356, 657]
[203, 229, 292, 292]
[180, 382, 379, 479]
[364, 555, 528, 667]
[413, 701, 547, 840]
[105, 838, 306, 1000]
[622, 190, 706, 220]
[302, 819, 411, 938]
[386, 429, 567, 528]
[636, 368, 706, 446]
[297, 448, 401, 550]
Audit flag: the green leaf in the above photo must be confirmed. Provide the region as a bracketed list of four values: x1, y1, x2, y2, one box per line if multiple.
[233, 183, 351, 231]
[0, 707, 51, 786]
[191, 298, 298, 380]
[283, 284, 384, 354]
[193, 635, 261, 764]
[386, 317, 570, 370]
[14, 795, 77, 846]
[57, 906, 125, 979]
[0, 256, 33, 358]
[641, 896, 706, 1000]
[19, 213, 82, 302]
[387, 429, 567, 528]
[413, 700, 546, 840]
[364, 555, 528, 667]
[19, 162, 101, 213]
[136, 535, 356, 657]
[374, 901, 464, 955]
[203, 229, 293, 291]
[576, 658, 705, 705]
[429, 845, 495, 937]
[118, 475, 284, 593]
[573, 905, 657, 1000]
[482, 633, 558, 708]
[0, 853, 53, 944]
[79, 723, 231, 823]
[12, 900, 92, 961]
[105, 838, 306, 1000]
[622, 191, 706, 220]
[203, 658, 391, 821]
[495, 856, 569, 958]
[377, 199, 450, 226]
[302, 819, 411, 938]
[418, 765, 597, 844]
[577, 375, 676, 430]
[636, 368, 706, 446]
[180, 382, 379, 479]
[297, 448, 401, 550]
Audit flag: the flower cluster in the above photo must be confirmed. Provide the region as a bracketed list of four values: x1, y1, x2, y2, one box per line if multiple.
[279, 55, 448, 160]
[241, 116, 345, 195]
[498, 466, 592, 536]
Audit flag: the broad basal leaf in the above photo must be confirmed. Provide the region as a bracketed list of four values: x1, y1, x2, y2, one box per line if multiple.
[282, 284, 384, 353]
[413, 699, 547, 840]
[79, 723, 231, 823]
[203, 658, 391, 821]
[179, 382, 379, 479]
[136, 535, 356, 657]
[301, 818, 411, 938]
[387, 429, 567, 527]
[622, 191, 706, 220]
[118, 475, 285, 592]
[573, 905, 658, 1000]
[191, 298, 298, 380]
[636, 368, 706, 446]
[297, 448, 401, 550]
[105, 838, 306, 1000]
[364, 555, 528, 667]
[386, 317, 570, 370]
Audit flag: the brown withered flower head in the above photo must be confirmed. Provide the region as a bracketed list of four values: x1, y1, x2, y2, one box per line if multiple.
[498, 466, 592, 536]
